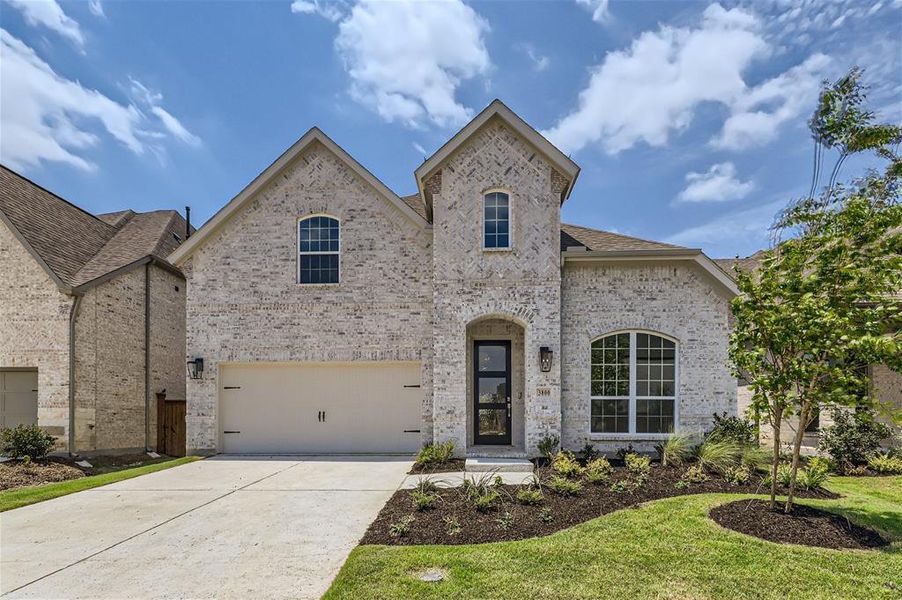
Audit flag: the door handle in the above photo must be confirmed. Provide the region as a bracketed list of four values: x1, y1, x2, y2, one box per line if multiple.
[507, 397, 511, 417]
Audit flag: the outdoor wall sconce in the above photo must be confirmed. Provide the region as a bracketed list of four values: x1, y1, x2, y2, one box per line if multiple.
[187, 357, 204, 380]
[539, 347, 553, 372]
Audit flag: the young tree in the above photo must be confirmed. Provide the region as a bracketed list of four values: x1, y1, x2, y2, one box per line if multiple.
[729, 68, 902, 512]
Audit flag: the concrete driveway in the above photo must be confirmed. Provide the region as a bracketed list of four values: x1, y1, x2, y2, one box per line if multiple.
[0, 455, 412, 599]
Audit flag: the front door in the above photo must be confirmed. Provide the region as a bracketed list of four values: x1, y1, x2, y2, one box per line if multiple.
[473, 341, 512, 445]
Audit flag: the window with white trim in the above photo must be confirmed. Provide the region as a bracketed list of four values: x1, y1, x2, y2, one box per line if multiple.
[483, 191, 510, 249]
[591, 332, 677, 434]
[298, 215, 340, 284]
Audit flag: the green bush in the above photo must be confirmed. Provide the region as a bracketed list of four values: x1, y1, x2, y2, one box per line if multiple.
[537, 434, 560, 459]
[413, 477, 439, 495]
[1, 424, 56, 459]
[799, 463, 830, 490]
[624, 453, 651, 478]
[806, 456, 834, 473]
[585, 457, 614, 484]
[867, 453, 902, 474]
[682, 465, 709, 483]
[409, 489, 438, 511]
[724, 465, 751, 485]
[473, 489, 501, 512]
[539, 507, 553, 523]
[495, 511, 514, 530]
[443, 516, 461, 536]
[415, 441, 455, 466]
[551, 451, 584, 478]
[739, 446, 770, 471]
[580, 442, 600, 461]
[707, 412, 757, 446]
[656, 433, 693, 467]
[547, 475, 582, 496]
[694, 439, 741, 474]
[389, 515, 414, 537]
[515, 487, 544, 505]
[819, 409, 892, 471]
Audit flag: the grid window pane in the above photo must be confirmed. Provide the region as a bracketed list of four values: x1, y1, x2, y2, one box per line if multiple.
[483, 192, 510, 249]
[298, 216, 340, 284]
[590, 333, 630, 400]
[591, 398, 628, 433]
[635, 333, 675, 398]
[636, 399, 675, 433]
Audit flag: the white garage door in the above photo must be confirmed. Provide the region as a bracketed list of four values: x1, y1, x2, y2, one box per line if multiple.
[1, 370, 38, 429]
[219, 362, 422, 454]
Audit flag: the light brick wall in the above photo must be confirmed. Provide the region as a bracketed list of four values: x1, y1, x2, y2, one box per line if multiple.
[431, 118, 563, 457]
[0, 220, 72, 447]
[561, 261, 735, 453]
[183, 141, 433, 453]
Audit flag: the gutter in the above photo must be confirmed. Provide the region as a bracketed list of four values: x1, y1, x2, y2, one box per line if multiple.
[144, 262, 151, 452]
[67, 293, 83, 456]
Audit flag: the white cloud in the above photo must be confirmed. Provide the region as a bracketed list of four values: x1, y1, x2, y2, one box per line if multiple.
[333, 0, 490, 128]
[576, 0, 610, 23]
[290, 0, 343, 22]
[676, 162, 753, 203]
[3, 0, 84, 48]
[151, 106, 201, 147]
[665, 199, 785, 255]
[517, 43, 550, 72]
[543, 3, 829, 155]
[412, 141, 427, 155]
[0, 30, 200, 172]
[88, 0, 105, 18]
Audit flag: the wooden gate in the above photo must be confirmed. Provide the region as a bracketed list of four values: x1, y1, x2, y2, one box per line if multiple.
[156, 393, 186, 457]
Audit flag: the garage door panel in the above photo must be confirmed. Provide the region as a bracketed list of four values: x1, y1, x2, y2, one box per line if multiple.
[220, 362, 420, 454]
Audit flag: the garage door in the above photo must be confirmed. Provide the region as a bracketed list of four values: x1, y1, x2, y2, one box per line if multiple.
[1, 370, 38, 429]
[219, 362, 422, 454]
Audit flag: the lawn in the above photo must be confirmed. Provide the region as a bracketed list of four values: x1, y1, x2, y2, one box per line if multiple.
[325, 476, 902, 600]
[0, 456, 202, 512]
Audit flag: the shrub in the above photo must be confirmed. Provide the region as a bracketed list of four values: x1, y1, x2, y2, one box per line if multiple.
[413, 477, 440, 495]
[0, 424, 56, 459]
[410, 489, 438, 511]
[739, 446, 770, 471]
[624, 453, 651, 478]
[415, 441, 455, 466]
[806, 456, 834, 473]
[443, 516, 461, 536]
[694, 439, 741, 474]
[867, 453, 902, 474]
[539, 507, 553, 523]
[799, 464, 830, 490]
[682, 465, 709, 483]
[461, 471, 499, 499]
[548, 475, 582, 496]
[656, 433, 693, 467]
[537, 434, 560, 459]
[609, 479, 636, 493]
[777, 463, 793, 487]
[580, 442, 600, 462]
[615, 445, 635, 460]
[473, 489, 501, 512]
[707, 412, 757, 446]
[515, 487, 544, 505]
[585, 457, 613, 484]
[724, 465, 751, 485]
[819, 408, 891, 471]
[674, 479, 689, 490]
[551, 451, 584, 479]
[495, 511, 514, 530]
[389, 515, 414, 537]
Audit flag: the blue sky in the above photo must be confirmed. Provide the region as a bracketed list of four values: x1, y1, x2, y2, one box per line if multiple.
[1, 0, 899, 258]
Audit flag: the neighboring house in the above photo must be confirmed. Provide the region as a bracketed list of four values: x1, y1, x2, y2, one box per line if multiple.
[170, 100, 739, 458]
[716, 254, 902, 450]
[0, 166, 188, 455]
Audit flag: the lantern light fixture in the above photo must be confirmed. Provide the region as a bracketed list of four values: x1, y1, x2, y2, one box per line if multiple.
[187, 357, 204, 380]
[539, 347, 553, 372]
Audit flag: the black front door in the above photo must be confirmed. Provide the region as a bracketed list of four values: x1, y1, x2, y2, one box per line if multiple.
[474, 340, 512, 445]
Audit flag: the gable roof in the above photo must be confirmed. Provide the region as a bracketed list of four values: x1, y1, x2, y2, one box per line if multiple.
[414, 100, 581, 221]
[168, 127, 429, 265]
[0, 165, 185, 292]
[561, 223, 685, 252]
[714, 250, 768, 276]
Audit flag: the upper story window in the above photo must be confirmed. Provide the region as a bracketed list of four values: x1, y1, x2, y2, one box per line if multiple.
[298, 215, 340, 284]
[483, 191, 510, 249]
[590, 332, 678, 435]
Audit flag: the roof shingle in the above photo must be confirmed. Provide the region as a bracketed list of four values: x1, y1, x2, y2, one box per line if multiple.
[560, 223, 685, 252]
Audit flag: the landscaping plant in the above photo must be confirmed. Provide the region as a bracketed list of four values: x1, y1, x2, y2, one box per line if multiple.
[495, 511, 514, 530]
[693, 439, 740, 474]
[798, 463, 830, 490]
[624, 453, 651, 479]
[682, 465, 708, 484]
[580, 442, 600, 461]
[539, 507, 553, 523]
[547, 475, 582, 496]
[729, 67, 902, 512]
[585, 456, 614, 484]
[551, 450, 584, 478]
[867, 453, 902, 474]
[724, 465, 751, 486]
[0, 425, 56, 460]
[818, 408, 892, 472]
[389, 515, 414, 537]
[415, 441, 455, 466]
[443, 516, 462, 536]
[515, 487, 543, 505]
[707, 412, 757, 447]
[537, 434, 560, 460]
[410, 489, 438, 511]
[656, 433, 693, 467]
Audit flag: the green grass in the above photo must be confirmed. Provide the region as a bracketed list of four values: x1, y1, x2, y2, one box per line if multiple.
[0, 456, 202, 512]
[325, 477, 902, 600]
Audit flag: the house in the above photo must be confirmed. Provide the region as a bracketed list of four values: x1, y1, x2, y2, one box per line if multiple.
[169, 100, 739, 458]
[0, 166, 188, 455]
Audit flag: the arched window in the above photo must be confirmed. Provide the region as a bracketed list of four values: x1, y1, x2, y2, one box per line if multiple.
[298, 215, 340, 284]
[590, 332, 677, 434]
[483, 191, 510, 249]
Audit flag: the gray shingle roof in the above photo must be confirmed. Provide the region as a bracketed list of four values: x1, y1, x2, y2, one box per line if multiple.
[0, 165, 185, 289]
[560, 223, 685, 252]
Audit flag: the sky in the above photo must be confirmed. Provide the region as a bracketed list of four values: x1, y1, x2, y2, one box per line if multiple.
[1, 0, 900, 259]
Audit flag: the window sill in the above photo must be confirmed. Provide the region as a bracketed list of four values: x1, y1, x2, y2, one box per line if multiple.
[587, 433, 673, 441]
[483, 247, 513, 253]
[296, 283, 340, 287]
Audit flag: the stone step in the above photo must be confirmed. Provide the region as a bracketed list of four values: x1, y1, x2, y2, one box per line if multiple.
[465, 457, 534, 473]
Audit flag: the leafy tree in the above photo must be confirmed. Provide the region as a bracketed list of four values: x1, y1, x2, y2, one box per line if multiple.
[729, 68, 902, 512]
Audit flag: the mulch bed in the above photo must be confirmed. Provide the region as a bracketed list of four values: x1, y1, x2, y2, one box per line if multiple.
[710, 499, 889, 550]
[362, 464, 837, 546]
[0, 457, 86, 491]
[407, 459, 466, 475]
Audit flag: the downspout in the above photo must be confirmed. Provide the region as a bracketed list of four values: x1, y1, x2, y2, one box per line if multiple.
[68, 293, 83, 456]
[144, 262, 151, 452]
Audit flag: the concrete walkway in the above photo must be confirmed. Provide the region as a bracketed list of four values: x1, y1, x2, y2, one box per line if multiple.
[0, 455, 412, 599]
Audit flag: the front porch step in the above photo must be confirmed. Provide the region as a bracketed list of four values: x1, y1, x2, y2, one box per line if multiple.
[465, 457, 534, 473]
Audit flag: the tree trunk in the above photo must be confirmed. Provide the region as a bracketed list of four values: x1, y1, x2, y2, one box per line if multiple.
[784, 402, 811, 514]
[770, 406, 783, 509]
